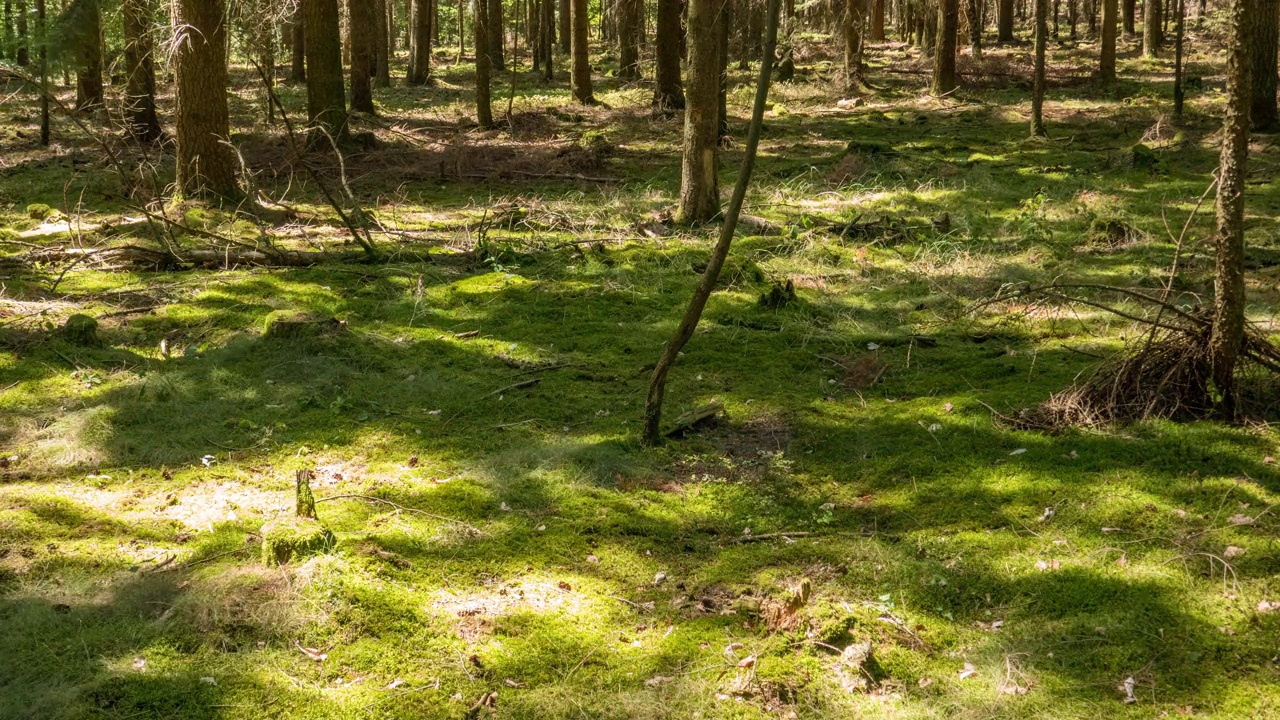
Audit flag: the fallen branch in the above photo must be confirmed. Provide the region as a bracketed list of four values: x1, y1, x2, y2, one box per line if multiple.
[314, 494, 484, 535]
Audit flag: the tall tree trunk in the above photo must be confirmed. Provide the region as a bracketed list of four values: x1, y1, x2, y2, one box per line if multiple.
[348, 0, 377, 111]
[619, 0, 641, 78]
[570, 0, 592, 101]
[541, 0, 555, 77]
[997, 0, 1013, 39]
[778, 0, 795, 79]
[932, 0, 958, 94]
[1122, 0, 1133, 34]
[1210, 0, 1251, 417]
[845, 0, 865, 90]
[15, 0, 28, 66]
[871, 0, 885, 39]
[677, 0, 722, 223]
[475, 0, 493, 127]
[408, 0, 432, 83]
[558, 0, 570, 51]
[36, 0, 46, 143]
[717, 0, 729, 139]
[1250, 0, 1279, 130]
[1031, 0, 1047, 135]
[969, 0, 984, 58]
[304, 0, 349, 140]
[74, 0, 103, 110]
[1142, 0, 1159, 56]
[1173, 0, 1184, 113]
[122, 0, 162, 142]
[654, 0, 685, 108]
[488, 0, 505, 70]
[291, 7, 307, 81]
[374, 0, 391, 87]
[1099, 0, 1116, 80]
[173, 0, 238, 197]
[387, 0, 395, 52]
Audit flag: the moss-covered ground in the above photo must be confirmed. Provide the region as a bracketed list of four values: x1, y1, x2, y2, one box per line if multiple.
[2, 27, 1279, 720]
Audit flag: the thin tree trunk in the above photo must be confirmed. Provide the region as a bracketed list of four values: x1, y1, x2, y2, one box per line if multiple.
[559, 0, 570, 51]
[677, 0, 722, 223]
[542, 0, 555, 77]
[1250, 0, 1279, 130]
[74, 0, 103, 110]
[1173, 0, 1183, 113]
[489, 0, 505, 70]
[1122, 0, 1133, 34]
[37, 0, 47, 144]
[348, 0, 377, 111]
[717, 0, 729, 139]
[1031, 0, 1047, 136]
[475, 0, 494, 127]
[1209, 0, 1251, 417]
[304, 0, 350, 140]
[122, 0, 162, 142]
[1100, 0, 1116, 80]
[374, 0, 391, 86]
[16, 0, 28, 66]
[778, 0, 795, 79]
[932, 0, 958, 94]
[619, 0, 641, 78]
[174, 0, 238, 197]
[291, 7, 307, 81]
[654, 0, 685, 108]
[570, 0, 592, 101]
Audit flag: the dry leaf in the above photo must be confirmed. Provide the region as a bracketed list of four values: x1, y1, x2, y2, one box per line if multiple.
[295, 641, 328, 662]
[1223, 546, 1246, 559]
[958, 663, 978, 680]
[1229, 514, 1255, 526]
[1257, 600, 1279, 613]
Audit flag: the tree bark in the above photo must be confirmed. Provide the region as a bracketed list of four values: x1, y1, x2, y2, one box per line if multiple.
[1122, 0, 1133, 34]
[74, 0, 103, 111]
[559, 0, 570, 52]
[570, 0, 592, 101]
[968, 0, 984, 58]
[374, 0, 391, 87]
[541, 0, 555, 78]
[1031, 0, 1047, 136]
[1173, 0, 1184, 113]
[475, 0, 494, 127]
[291, 7, 307, 82]
[619, 0, 641, 78]
[845, 0, 865, 91]
[304, 0, 349, 139]
[1250, 0, 1279, 130]
[15, 0, 28, 66]
[122, 0, 162, 142]
[654, 0, 685, 108]
[997, 0, 1013, 40]
[932, 0, 958, 94]
[677, 0, 722, 224]
[1142, 0, 1160, 56]
[173, 0, 238, 197]
[488, 0, 505, 70]
[348, 0, 377, 112]
[1210, 0, 1251, 417]
[408, 0, 432, 83]
[778, 0, 795, 79]
[1099, 0, 1116, 80]
[871, 0, 885, 40]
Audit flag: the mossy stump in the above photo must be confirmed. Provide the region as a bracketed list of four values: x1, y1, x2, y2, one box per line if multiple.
[261, 469, 334, 566]
[62, 314, 101, 346]
[261, 310, 344, 339]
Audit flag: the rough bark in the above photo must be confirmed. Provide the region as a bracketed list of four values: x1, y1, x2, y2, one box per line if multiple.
[998, 0, 1013, 40]
[1142, 0, 1160, 56]
[778, 0, 795, 80]
[74, 0, 103, 110]
[1210, 0, 1251, 416]
[408, 0, 432, 83]
[1122, 0, 1133, 34]
[932, 0, 958, 94]
[570, 0, 592, 101]
[618, 0, 641, 78]
[488, 0, 505, 70]
[654, 0, 685, 109]
[1100, 0, 1116, 80]
[15, 0, 28, 66]
[348, 0, 377, 112]
[475, 0, 494, 127]
[1174, 0, 1184, 113]
[845, 0, 865, 91]
[871, 0, 885, 40]
[374, 0, 391, 87]
[304, 0, 349, 139]
[173, 0, 238, 197]
[968, 0, 983, 58]
[677, 0, 722, 224]
[558, 0, 569, 52]
[1031, 0, 1047, 136]
[122, 0, 162, 142]
[290, 7, 307, 82]
[1250, 0, 1279, 130]
[541, 0, 555, 78]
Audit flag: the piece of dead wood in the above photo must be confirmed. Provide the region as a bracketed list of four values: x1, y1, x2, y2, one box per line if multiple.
[665, 401, 724, 438]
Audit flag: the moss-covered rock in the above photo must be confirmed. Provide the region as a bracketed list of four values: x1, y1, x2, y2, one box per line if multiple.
[27, 203, 56, 220]
[62, 314, 101, 346]
[261, 310, 344, 339]
[260, 515, 335, 566]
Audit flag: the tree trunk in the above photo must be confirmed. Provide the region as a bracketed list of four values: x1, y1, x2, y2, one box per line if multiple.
[969, 0, 984, 58]
[304, 0, 349, 140]
[173, 0, 238, 197]
[871, 0, 885, 39]
[997, 0, 1013, 40]
[408, 0, 432, 83]
[15, 0, 28, 67]
[291, 7, 307, 81]
[570, 0, 592, 101]
[559, 0, 570, 51]
[122, 0, 162, 142]
[348, 0, 377, 112]
[619, 0, 641, 78]
[74, 0, 103, 111]
[654, 0, 685, 108]
[845, 0, 865, 90]
[778, 0, 795, 79]
[475, 0, 494, 127]
[488, 0, 505, 70]
[1122, 0, 1133, 34]
[542, 0, 555, 78]
[1250, 0, 1279, 130]
[717, 0, 729, 139]
[1142, 0, 1159, 56]
[1173, 0, 1184, 113]
[932, 0, 958, 94]
[374, 0, 391, 87]
[677, 0, 722, 223]
[1099, 0, 1116, 80]
[1031, 0, 1047, 135]
[1209, 0, 1251, 417]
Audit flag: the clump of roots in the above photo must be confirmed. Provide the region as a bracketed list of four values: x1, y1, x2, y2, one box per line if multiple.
[1010, 311, 1280, 430]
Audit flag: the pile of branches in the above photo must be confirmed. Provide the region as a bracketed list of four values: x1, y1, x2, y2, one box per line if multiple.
[986, 284, 1280, 430]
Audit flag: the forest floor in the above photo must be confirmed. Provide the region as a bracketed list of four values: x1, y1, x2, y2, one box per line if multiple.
[2, 30, 1280, 720]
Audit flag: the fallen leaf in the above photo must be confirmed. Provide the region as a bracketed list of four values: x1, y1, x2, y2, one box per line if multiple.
[386, 678, 405, 689]
[1224, 546, 1246, 559]
[917, 677, 934, 688]
[1257, 600, 1279, 613]
[295, 641, 327, 662]
[958, 662, 978, 680]
[653, 571, 667, 586]
[557, 581, 572, 591]
[1229, 514, 1255, 526]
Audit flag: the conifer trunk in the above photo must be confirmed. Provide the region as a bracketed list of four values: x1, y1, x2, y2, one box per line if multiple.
[1100, 0, 1116, 80]
[654, 0, 685, 108]
[570, 0, 593, 101]
[174, 0, 238, 197]
[349, 0, 377, 112]
[1031, 0, 1047, 136]
[304, 0, 350, 139]
[475, 0, 494, 127]
[1250, 0, 1279, 130]
[74, 0, 103, 110]
[677, 0, 722, 223]
[932, 0, 958, 94]
[408, 0, 433, 83]
[122, 0, 162, 142]
[291, 9, 307, 82]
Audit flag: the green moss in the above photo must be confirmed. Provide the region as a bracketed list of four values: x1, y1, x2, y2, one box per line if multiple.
[260, 516, 335, 566]
[26, 203, 55, 220]
[61, 314, 101, 346]
[260, 310, 343, 339]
